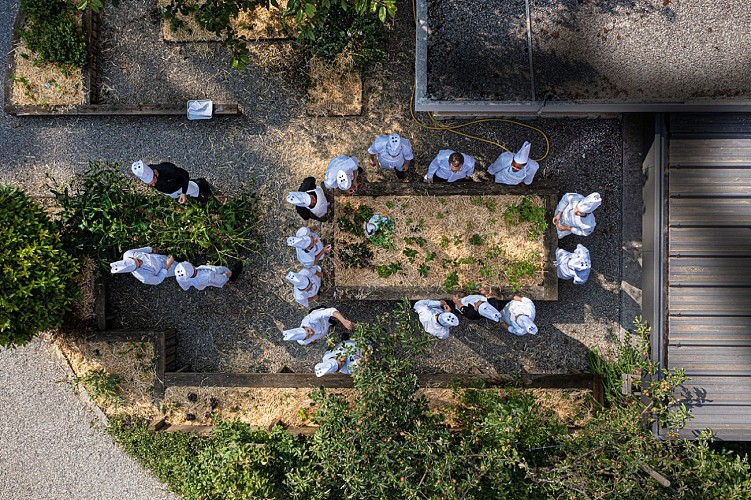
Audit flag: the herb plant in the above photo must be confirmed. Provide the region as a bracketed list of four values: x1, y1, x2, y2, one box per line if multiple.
[443, 271, 459, 292]
[376, 262, 401, 278]
[20, 0, 87, 68]
[338, 242, 373, 268]
[503, 197, 548, 239]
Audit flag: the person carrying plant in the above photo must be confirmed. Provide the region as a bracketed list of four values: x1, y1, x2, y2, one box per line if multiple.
[323, 155, 361, 194]
[131, 160, 211, 204]
[552, 192, 602, 239]
[110, 246, 177, 285]
[413, 299, 459, 340]
[450, 288, 503, 322]
[283, 307, 354, 346]
[487, 141, 540, 185]
[286, 225, 331, 268]
[315, 340, 365, 377]
[286, 266, 323, 307]
[368, 132, 414, 180]
[174, 261, 242, 291]
[499, 295, 538, 336]
[423, 150, 475, 183]
[286, 177, 329, 222]
[555, 244, 591, 285]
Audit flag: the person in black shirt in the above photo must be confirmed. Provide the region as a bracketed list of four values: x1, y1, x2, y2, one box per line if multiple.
[131, 160, 210, 204]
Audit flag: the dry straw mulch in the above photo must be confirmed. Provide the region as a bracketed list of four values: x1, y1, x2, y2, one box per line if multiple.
[51, 334, 159, 420]
[306, 55, 362, 116]
[9, 40, 85, 107]
[333, 194, 545, 290]
[159, 0, 292, 42]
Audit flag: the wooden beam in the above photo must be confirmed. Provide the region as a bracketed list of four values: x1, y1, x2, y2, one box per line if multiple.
[164, 372, 598, 390]
[5, 103, 241, 116]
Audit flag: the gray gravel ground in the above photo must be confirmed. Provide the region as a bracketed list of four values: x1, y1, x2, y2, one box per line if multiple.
[1, 0, 633, 376]
[428, 0, 751, 102]
[0, 339, 176, 500]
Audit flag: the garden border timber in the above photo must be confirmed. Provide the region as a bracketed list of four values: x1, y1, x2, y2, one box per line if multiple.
[3, 7, 240, 117]
[328, 182, 558, 301]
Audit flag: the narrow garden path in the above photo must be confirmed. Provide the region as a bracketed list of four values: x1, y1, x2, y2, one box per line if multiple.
[0, 338, 176, 499]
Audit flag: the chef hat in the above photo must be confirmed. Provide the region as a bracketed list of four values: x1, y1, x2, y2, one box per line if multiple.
[570, 244, 591, 271]
[287, 236, 311, 248]
[110, 258, 137, 274]
[517, 315, 538, 335]
[438, 312, 459, 327]
[577, 192, 602, 214]
[286, 271, 310, 289]
[283, 327, 308, 342]
[513, 141, 531, 165]
[478, 302, 502, 322]
[387, 133, 401, 155]
[364, 222, 377, 236]
[336, 170, 352, 190]
[286, 191, 311, 207]
[175, 262, 194, 279]
[131, 160, 154, 184]
[315, 359, 339, 377]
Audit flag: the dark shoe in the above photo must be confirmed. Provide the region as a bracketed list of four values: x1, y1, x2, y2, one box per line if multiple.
[340, 330, 351, 342]
[229, 261, 243, 282]
[195, 178, 213, 197]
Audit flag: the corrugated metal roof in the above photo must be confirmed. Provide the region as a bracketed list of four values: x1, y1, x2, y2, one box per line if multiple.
[664, 114, 751, 440]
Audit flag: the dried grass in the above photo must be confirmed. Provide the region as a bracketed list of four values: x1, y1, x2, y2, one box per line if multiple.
[9, 42, 85, 107]
[306, 55, 362, 116]
[333, 194, 545, 289]
[531, 388, 595, 428]
[50, 334, 159, 420]
[159, 0, 293, 42]
[71, 255, 96, 322]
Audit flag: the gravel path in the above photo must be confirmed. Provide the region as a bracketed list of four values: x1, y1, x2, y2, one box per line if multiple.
[0, 339, 176, 500]
[1, 0, 635, 375]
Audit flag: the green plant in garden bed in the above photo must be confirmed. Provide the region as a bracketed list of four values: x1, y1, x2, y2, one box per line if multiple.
[505, 258, 539, 292]
[19, 0, 87, 68]
[443, 271, 459, 292]
[503, 196, 548, 239]
[368, 217, 394, 249]
[0, 185, 79, 347]
[75, 369, 122, 406]
[402, 248, 418, 263]
[337, 242, 372, 268]
[337, 202, 373, 237]
[52, 162, 259, 269]
[376, 262, 401, 278]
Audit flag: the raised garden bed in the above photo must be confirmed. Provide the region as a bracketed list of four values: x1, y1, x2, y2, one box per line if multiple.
[331, 183, 558, 301]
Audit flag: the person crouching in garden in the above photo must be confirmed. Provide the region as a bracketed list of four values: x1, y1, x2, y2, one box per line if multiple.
[110, 246, 176, 285]
[451, 288, 503, 322]
[500, 295, 538, 336]
[174, 261, 242, 291]
[287, 225, 331, 268]
[286, 180, 329, 222]
[286, 267, 322, 307]
[131, 160, 210, 204]
[315, 340, 365, 377]
[282, 306, 354, 346]
[413, 299, 459, 340]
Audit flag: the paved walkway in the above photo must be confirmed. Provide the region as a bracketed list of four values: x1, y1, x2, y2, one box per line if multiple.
[0, 338, 176, 500]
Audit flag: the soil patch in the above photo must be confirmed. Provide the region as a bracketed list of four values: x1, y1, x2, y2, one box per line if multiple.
[333, 194, 545, 293]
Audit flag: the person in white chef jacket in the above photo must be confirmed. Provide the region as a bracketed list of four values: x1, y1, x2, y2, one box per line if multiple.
[286, 225, 331, 268]
[286, 179, 329, 222]
[450, 288, 504, 322]
[110, 247, 176, 285]
[424, 150, 475, 183]
[286, 267, 322, 307]
[552, 192, 602, 239]
[282, 307, 354, 346]
[174, 261, 242, 291]
[324, 155, 361, 194]
[500, 296, 538, 336]
[315, 340, 366, 377]
[368, 133, 414, 180]
[413, 299, 460, 340]
[555, 244, 591, 285]
[487, 141, 540, 185]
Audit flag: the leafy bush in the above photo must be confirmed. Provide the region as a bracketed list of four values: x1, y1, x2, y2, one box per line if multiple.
[20, 0, 87, 68]
[337, 201, 373, 236]
[0, 186, 80, 347]
[338, 241, 373, 268]
[53, 162, 259, 269]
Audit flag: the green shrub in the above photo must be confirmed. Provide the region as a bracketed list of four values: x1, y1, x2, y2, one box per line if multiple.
[0, 185, 79, 347]
[53, 161, 259, 269]
[20, 0, 87, 69]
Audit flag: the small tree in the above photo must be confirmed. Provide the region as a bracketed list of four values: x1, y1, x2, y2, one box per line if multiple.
[0, 186, 79, 347]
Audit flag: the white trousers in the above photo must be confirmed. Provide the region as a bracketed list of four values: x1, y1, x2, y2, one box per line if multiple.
[167, 181, 200, 198]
